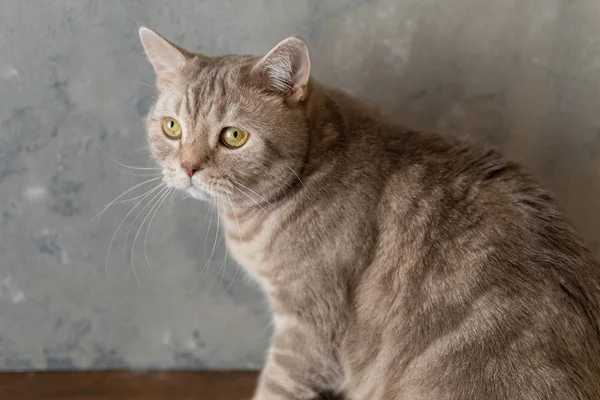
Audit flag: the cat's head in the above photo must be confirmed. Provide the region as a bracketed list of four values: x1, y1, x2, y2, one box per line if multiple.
[139, 27, 311, 204]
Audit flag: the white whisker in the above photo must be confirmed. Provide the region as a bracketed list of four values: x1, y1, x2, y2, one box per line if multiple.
[209, 198, 229, 287]
[204, 201, 216, 254]
[88, 176, 162, 227]
[232, 185, 291, 240]
[227, 193, 242, 241]
[233, 181, 273, 207]
[106, 157, 162, 170]
[144, 188, 176, 271]
[104, 183, 165, 284]
[107, 162, 163, 177]
[209, 227, 229, 288]
[131, 146, 151, 153]
[123, 183, 167, 252]
[93, 146, 162, 170]
[232, 186, 272, 217]
[167, 188, 177, 208]
[133, 81, 157, 89]
[132, 187, 172, 273]
[286, 165, 307, 189]
[111, 186, 167, 207]
[200, 198, 221, 280]
[216, 194, 242, 300]
[217, 258, 240, 301]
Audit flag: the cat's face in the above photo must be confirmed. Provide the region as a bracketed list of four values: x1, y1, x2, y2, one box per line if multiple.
[139, 28, 311, 205]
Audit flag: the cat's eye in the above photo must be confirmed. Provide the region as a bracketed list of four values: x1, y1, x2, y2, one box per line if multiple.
[162, 117, 182, 139]
[220, 127, 249, 148]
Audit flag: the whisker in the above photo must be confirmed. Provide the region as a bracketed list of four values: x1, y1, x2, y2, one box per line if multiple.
[209, 198, 229, 287]
[209, 226, 229, 288]
[123, 183, 167, 252]
[204, 201, 216, 254]
[218, 240, 229, 285]
[107, 162, 163, 177]
[106, 158, 162, 171]
[227, 193, 242, 241]
[104, 184, 165, 284]
[88, 176, 162, 227]
[204, 198, 212, 218]
[199, 198, 221, 281]
[167, 188, 177, 208]
[233, 181, 273, 207]
[131, 146, 151, 153]
[286, 165, 307, 189]
[132, 187, 172, 273]
[133, 81, 158, 89]
[215, 194, 242, 300]
[144, 188, 176, 272]
[216, 257, 241, 301]
[110, 185, 168, 207]
[94, 146, 162, 170]
[231, 186, 272, 217]
[232, 185, 291, 240]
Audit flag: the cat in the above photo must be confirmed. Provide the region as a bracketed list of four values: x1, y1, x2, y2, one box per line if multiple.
[138, 27, 600, 399]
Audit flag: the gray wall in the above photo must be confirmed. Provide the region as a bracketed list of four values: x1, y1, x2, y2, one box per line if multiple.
[1, 0, 600, 371]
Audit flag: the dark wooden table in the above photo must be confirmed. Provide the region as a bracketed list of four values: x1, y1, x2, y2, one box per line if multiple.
[0, 371, 258, 399]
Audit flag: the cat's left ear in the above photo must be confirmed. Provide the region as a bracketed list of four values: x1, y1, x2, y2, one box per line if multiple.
[139, 27, 192, 87]
[253, 36, 311, 105]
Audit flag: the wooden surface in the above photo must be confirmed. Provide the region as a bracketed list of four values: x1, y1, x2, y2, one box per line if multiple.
[0, 371, 258, 400]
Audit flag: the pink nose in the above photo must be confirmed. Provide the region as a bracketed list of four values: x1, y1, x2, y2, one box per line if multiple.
[182, 161, 202, 177]
[184, 166, 198, 177]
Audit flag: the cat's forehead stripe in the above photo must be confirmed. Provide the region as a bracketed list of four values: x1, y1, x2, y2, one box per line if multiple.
[184, 86, 194, 117]
[176, 97, 184, 116]
[188, 65, 234, 122]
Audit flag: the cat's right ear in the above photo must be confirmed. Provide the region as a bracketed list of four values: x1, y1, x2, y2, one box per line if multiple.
[139, 27, 191, 87]
[252, 36, 311, 105]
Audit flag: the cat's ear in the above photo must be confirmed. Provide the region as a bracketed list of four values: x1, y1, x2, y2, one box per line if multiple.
[253, 36, 311, 104]
[139, 27, 191, 87]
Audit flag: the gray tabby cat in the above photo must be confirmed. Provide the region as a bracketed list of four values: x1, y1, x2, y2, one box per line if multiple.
[138, 27, 600, 399]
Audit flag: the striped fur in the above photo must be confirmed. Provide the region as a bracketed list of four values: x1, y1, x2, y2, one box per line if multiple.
[140, 28, 600, 399]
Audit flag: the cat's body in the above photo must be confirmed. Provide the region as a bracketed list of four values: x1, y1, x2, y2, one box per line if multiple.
[138, 28, 600, 399]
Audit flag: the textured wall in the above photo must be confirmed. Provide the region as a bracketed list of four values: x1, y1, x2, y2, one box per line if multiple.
[1, 0, 600, 371]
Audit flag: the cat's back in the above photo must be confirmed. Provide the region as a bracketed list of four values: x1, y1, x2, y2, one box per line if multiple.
[378, 126, 600, 333]
[344, 123, 600, 398]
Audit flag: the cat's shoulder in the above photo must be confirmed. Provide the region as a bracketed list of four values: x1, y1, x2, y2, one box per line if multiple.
[383, 126, 546, 200]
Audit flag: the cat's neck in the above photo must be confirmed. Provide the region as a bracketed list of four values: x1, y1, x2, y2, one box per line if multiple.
[218, 81, 396, 296]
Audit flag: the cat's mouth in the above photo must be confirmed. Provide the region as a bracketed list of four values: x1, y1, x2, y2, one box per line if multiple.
[185, 182, 210, 200]
[163, 167, 226, 201]
[186, 176, 228, 200]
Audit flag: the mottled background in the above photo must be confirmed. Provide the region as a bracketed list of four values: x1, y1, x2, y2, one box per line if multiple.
[1, 0, 600, 371]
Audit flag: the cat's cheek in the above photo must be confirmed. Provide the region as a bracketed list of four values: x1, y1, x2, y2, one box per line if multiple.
[161, 170, 176, 187]
[149, 142, 174, 163]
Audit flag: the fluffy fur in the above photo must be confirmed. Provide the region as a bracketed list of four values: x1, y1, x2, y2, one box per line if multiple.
[139, 27, 600, 399]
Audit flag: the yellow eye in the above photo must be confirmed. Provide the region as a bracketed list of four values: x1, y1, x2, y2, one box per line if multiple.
[162, 117, 182, 139]
[220, 127, 249, 148]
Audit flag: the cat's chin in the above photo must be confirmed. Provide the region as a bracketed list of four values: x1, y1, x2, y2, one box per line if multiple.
[185, 185, 210, 201]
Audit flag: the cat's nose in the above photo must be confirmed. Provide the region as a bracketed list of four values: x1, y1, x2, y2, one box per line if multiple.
[182, 162, 202, 177]
[185, 167, 197, 177]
